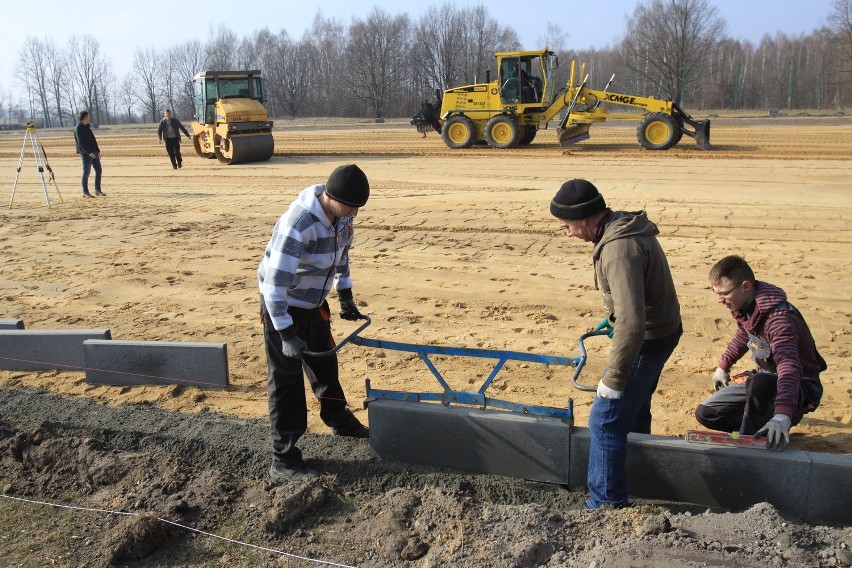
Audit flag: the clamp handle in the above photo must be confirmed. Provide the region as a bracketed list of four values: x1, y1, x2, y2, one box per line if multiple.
[571, 329, 611, 392]
[302, 316, 372, 357]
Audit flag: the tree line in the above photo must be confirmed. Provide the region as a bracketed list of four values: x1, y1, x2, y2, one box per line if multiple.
[5, 0, 852, 129]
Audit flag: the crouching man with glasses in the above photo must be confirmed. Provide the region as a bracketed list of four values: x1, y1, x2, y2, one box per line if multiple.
[695, 255, 826, 450]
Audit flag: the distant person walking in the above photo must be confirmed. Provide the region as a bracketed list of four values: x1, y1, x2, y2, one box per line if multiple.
[157, 109, 192, 169]
[73, 111, 104, 198]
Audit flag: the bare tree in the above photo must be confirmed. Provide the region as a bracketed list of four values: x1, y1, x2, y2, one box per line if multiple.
[171, 40, 205, 120]
[119, 74, 137, 123]
[411, 4, 517, 104]
[538, 23, 568, 53]
[620, 0, 726, 104]
[345, 8, 411, 119]
[829, 0, 852, 67]
[0, 88, 9, 125]
[306, 12, 348, 117]
[134, 47, 161, 123]
[269, 32, 315, 117]
[412, 3, 467, 93]
[16, 37, 52, 126]
[465, 6, 519, 81]
[96, 67, 116, 125]
[67, 34, 111, 124]
[828, 0, 852, 107]
[159, 47, 180, 115]
[43, 39, 68, 127]
[204, 24, 238, 70]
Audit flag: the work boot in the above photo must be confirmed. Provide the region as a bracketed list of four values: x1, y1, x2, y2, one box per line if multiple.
[332, 422, 369, 439]
[95, 190, 106, 196]
[83, 192, 93, 198]
[269, 463, 319, 482]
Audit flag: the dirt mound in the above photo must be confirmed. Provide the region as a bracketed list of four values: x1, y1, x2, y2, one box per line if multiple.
[1, 387, 849, 567]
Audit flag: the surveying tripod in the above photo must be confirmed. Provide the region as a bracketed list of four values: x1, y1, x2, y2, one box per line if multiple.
[9, 121, 63, 208]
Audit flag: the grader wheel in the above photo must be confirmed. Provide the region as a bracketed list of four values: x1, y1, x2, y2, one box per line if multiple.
[441, 115, 475, 149]
[518, 126, 537, 146]
[485, 115, 520, 149]
[637, 112, 679, 150]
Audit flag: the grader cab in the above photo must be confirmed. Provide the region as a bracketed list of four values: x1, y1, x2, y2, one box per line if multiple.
[411, 49, 711, 151]
[190, 70, 274, 164]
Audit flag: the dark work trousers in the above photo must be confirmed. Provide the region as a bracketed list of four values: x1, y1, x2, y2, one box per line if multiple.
[164, 137, 182, 168]
[695, 372, 805, 434]
[262, 300, 354, 468]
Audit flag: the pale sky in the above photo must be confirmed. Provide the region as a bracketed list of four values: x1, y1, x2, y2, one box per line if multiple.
[2, 0, 835, 102]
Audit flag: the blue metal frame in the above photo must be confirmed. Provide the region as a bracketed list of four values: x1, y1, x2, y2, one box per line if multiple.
[304, 316, 609, 422]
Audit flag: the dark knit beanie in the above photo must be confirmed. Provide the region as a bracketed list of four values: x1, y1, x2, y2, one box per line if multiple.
[325, 164, 369, 207]
[550, 179, 606, 220]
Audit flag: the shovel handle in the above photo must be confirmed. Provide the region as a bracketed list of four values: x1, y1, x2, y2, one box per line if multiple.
[302, 316, 372, 357]
[571, 329, 611, 392]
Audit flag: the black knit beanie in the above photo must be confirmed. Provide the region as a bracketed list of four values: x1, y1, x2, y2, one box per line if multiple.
[325, 164, 370, 207]
[550, 179, 606, 220]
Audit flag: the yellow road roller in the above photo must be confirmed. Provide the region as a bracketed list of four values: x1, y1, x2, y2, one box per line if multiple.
[190, 70, 274, 164]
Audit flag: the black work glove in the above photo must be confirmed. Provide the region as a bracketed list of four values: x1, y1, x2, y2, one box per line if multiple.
[278, 326, 307, 359]
[337, 288, 364, 321]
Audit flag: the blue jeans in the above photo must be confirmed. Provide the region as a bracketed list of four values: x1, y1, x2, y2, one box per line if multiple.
[587, 327, 681, 508]
[81, 154, 102, 194]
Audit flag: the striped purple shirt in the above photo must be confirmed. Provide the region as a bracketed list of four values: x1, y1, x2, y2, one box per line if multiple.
[718, 281, 825, 418]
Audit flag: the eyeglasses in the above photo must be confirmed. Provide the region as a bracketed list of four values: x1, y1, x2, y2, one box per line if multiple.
[713, 283, 742, 298]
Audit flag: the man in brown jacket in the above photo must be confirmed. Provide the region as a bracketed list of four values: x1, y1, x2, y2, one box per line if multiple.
[551, 179, 682, 509]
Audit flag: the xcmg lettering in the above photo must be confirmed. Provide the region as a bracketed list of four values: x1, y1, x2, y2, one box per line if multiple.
[605, 94, 637, 105]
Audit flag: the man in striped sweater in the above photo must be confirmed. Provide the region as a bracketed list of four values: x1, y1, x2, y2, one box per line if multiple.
[696, 256, 826, 450]
[259, 164, 370, 482]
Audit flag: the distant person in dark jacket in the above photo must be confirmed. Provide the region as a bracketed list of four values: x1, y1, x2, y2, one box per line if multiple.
[73, 110, 104, 197]
[157, 109, 192, 169]
[696, 255, 826, 450]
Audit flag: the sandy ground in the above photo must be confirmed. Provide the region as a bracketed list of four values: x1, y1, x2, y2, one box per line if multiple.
[1, 117, 850, 453]
[0, 116, 851, 566]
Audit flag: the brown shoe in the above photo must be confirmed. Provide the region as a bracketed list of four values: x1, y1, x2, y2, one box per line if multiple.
[95, 190, 106, 196]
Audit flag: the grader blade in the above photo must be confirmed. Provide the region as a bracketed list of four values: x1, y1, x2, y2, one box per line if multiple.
[693, 120, 711, 150]
[672, 102, 712, 150]
[557, 124, 591, 147]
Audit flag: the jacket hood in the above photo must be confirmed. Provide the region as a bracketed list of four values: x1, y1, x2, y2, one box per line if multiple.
[592, 211, 659, 260]
[292, 184, 332, 227]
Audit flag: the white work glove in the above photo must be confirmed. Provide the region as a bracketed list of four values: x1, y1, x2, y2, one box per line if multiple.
[596, 379, 623, 400]
[754, 414, 791, 451]
[712, 367, 730, 391]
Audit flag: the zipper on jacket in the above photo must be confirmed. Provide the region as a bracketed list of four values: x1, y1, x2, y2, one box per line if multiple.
[316, 218, 340, 308]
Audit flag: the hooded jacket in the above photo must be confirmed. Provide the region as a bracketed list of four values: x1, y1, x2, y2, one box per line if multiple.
[74, 121, 100, 156]
[718, 281, 825, 419]
[592, 211, 681, 391]
[258, 184, 355, 331]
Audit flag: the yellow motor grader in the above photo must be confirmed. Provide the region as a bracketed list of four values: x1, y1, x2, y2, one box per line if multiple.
[411, 49, 710, 150]
[190, 70, 274, 164]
